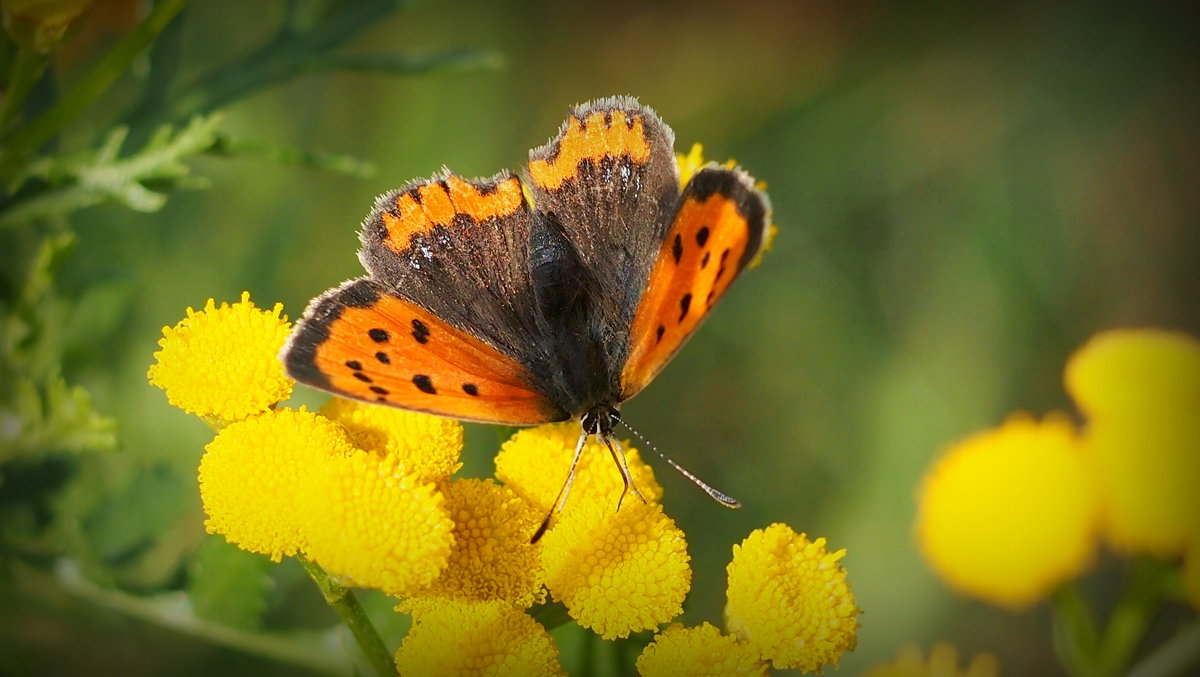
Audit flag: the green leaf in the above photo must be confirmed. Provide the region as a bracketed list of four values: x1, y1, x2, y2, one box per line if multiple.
[188, 535, 273, 631]
[0, 113, 224, 228]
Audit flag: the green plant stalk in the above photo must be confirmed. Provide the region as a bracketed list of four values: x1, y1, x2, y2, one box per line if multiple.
[300, 557, 394, 677]
[1127, 619, 1200, 677]
[48, 559, 346, 675]
[1092, 558, 1170, 676]
[0, 47, 49, 137]
[0, 0, 190, 176]
[1052, 582, 1101, 677]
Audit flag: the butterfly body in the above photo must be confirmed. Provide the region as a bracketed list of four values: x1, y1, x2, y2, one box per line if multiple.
[283, 96, 770, 451]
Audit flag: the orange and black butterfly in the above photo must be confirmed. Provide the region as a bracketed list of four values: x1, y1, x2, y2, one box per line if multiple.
[282, 96, 772, 538]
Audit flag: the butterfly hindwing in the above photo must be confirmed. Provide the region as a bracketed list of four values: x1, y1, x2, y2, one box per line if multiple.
[283, 278, 566, 425]
[620, 166, 771, 399]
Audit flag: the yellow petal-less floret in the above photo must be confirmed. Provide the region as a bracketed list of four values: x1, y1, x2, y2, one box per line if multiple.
[915, 413, 1100, 608]
[321, 397, 464, 482]
[148, 292, 293, 423]
[636, 623, 767, 677]
[1065, 329, 1200, 556]
[198, 408, 351, 560]
[300, 448, 454, 597]
[1065, 328, 1200, 417]
[725, 523, 859, 673]
[541, 498, 690, 639]
[495, 422, 662, 514]
[395, 599, 564, 677]
[414, 478, 546, 607]
[859, 643, 1000, 677]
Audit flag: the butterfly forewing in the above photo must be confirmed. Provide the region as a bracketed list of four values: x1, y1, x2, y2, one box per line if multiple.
[283, 279, 565, 425]
[620, 166, 771, 400]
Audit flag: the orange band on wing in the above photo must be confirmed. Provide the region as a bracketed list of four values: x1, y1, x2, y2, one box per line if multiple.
[301, 286, 562, 425]
[382, 175, 525, 253]
[621, 192, 754, 396]
[528, 110, 651, 190]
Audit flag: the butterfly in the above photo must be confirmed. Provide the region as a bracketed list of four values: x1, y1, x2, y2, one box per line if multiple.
[282, 96, 771, 538]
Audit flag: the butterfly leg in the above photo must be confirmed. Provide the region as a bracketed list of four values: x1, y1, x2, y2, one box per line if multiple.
[601, 433, 647, 511]
[531, 426, 590, 543]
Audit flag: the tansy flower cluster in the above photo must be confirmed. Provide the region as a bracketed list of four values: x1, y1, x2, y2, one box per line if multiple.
[916, 328, 1200, 610]
[914, 328, 1200, 676]
[149, 291, 860, 675]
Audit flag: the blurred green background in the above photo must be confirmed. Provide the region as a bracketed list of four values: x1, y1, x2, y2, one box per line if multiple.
[2, 0, 1197, 674]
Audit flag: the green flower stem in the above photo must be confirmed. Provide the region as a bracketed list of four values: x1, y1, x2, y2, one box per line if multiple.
[1093, 558, 1171, 676]
[300, 557, 394, 677]
[48, 559, 346, 675]
[0, 47, 49, 137]
[1127, 619, 1200, 677]
[1052, 582, 1101, 676]
[1053, 559, 1173, 677]
[0, 0, 190, 177]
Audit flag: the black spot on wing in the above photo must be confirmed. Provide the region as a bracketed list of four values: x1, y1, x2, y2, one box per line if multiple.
[413, 374, 436, 394]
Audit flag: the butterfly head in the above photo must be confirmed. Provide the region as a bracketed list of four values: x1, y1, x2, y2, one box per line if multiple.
[581, 404, 620, 437]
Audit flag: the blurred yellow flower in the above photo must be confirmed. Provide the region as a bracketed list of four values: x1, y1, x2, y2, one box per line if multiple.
[1064, 329, 1200, 556]
[859, 643, 999, 677]
[395, 599, 563, 677]
[724, 523, 858, 672]
[198, 407, 350, 560]
[415, 478, 546, 607]
[636, 622, 768, 677]
[148, 291, 293, 423]
[541, 498, 691, 639]
[495, 422, 662, 513]
[300, 447, 454, 597]
[916, 413, 1099, 608]
[320, 397, 463, 482]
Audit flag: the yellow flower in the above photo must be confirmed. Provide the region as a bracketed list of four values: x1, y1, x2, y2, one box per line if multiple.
[415, 478, 546, 607]
[198, 408, 351, 560]
[149, 292, 293, 423]
[494, 422, 662, 514]
[636, 622, 768, 677]
[916, 413, 1099, 608]
[395, 599, 563, 677]
[1064, 329, 1200, 556]
[320, 397, 463, 482]
[724, 523, 859, 672]
[1065, 328, 1200, 417]
[541, 498, 691, 639]
[300, 447, 454, 597]
[859, 643, 1000, 677]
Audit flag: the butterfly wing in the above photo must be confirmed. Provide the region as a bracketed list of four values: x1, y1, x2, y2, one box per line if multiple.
[284, 170, 570, 425]
[619, 166, 771, 399]
[524, 97, 682, 400]
[283, 279, 566, 425]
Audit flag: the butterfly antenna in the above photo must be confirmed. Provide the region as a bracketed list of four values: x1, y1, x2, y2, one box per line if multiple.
[531, 426, 590, 543]
[617, 419, 742, 509]
[601, 433, 647, 511]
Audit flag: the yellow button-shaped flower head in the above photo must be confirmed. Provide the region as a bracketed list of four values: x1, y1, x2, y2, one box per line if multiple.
[495, 422, 662, 512]
[859, 643, 999, 677]
[541, 498, 691, 639]
[916, 413, 1099, 608]
[149, 292, 293, 423]
[636, 622, 767, 677]
[395, 599, 563, 677]
[724, 523, 859, 672]
[1065, 329, 1200, 556]
[300, 448, 454, 597]
[198, 407, 350, 560]
[321, 397, 463, 482]
[415, 478, 546, 607]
